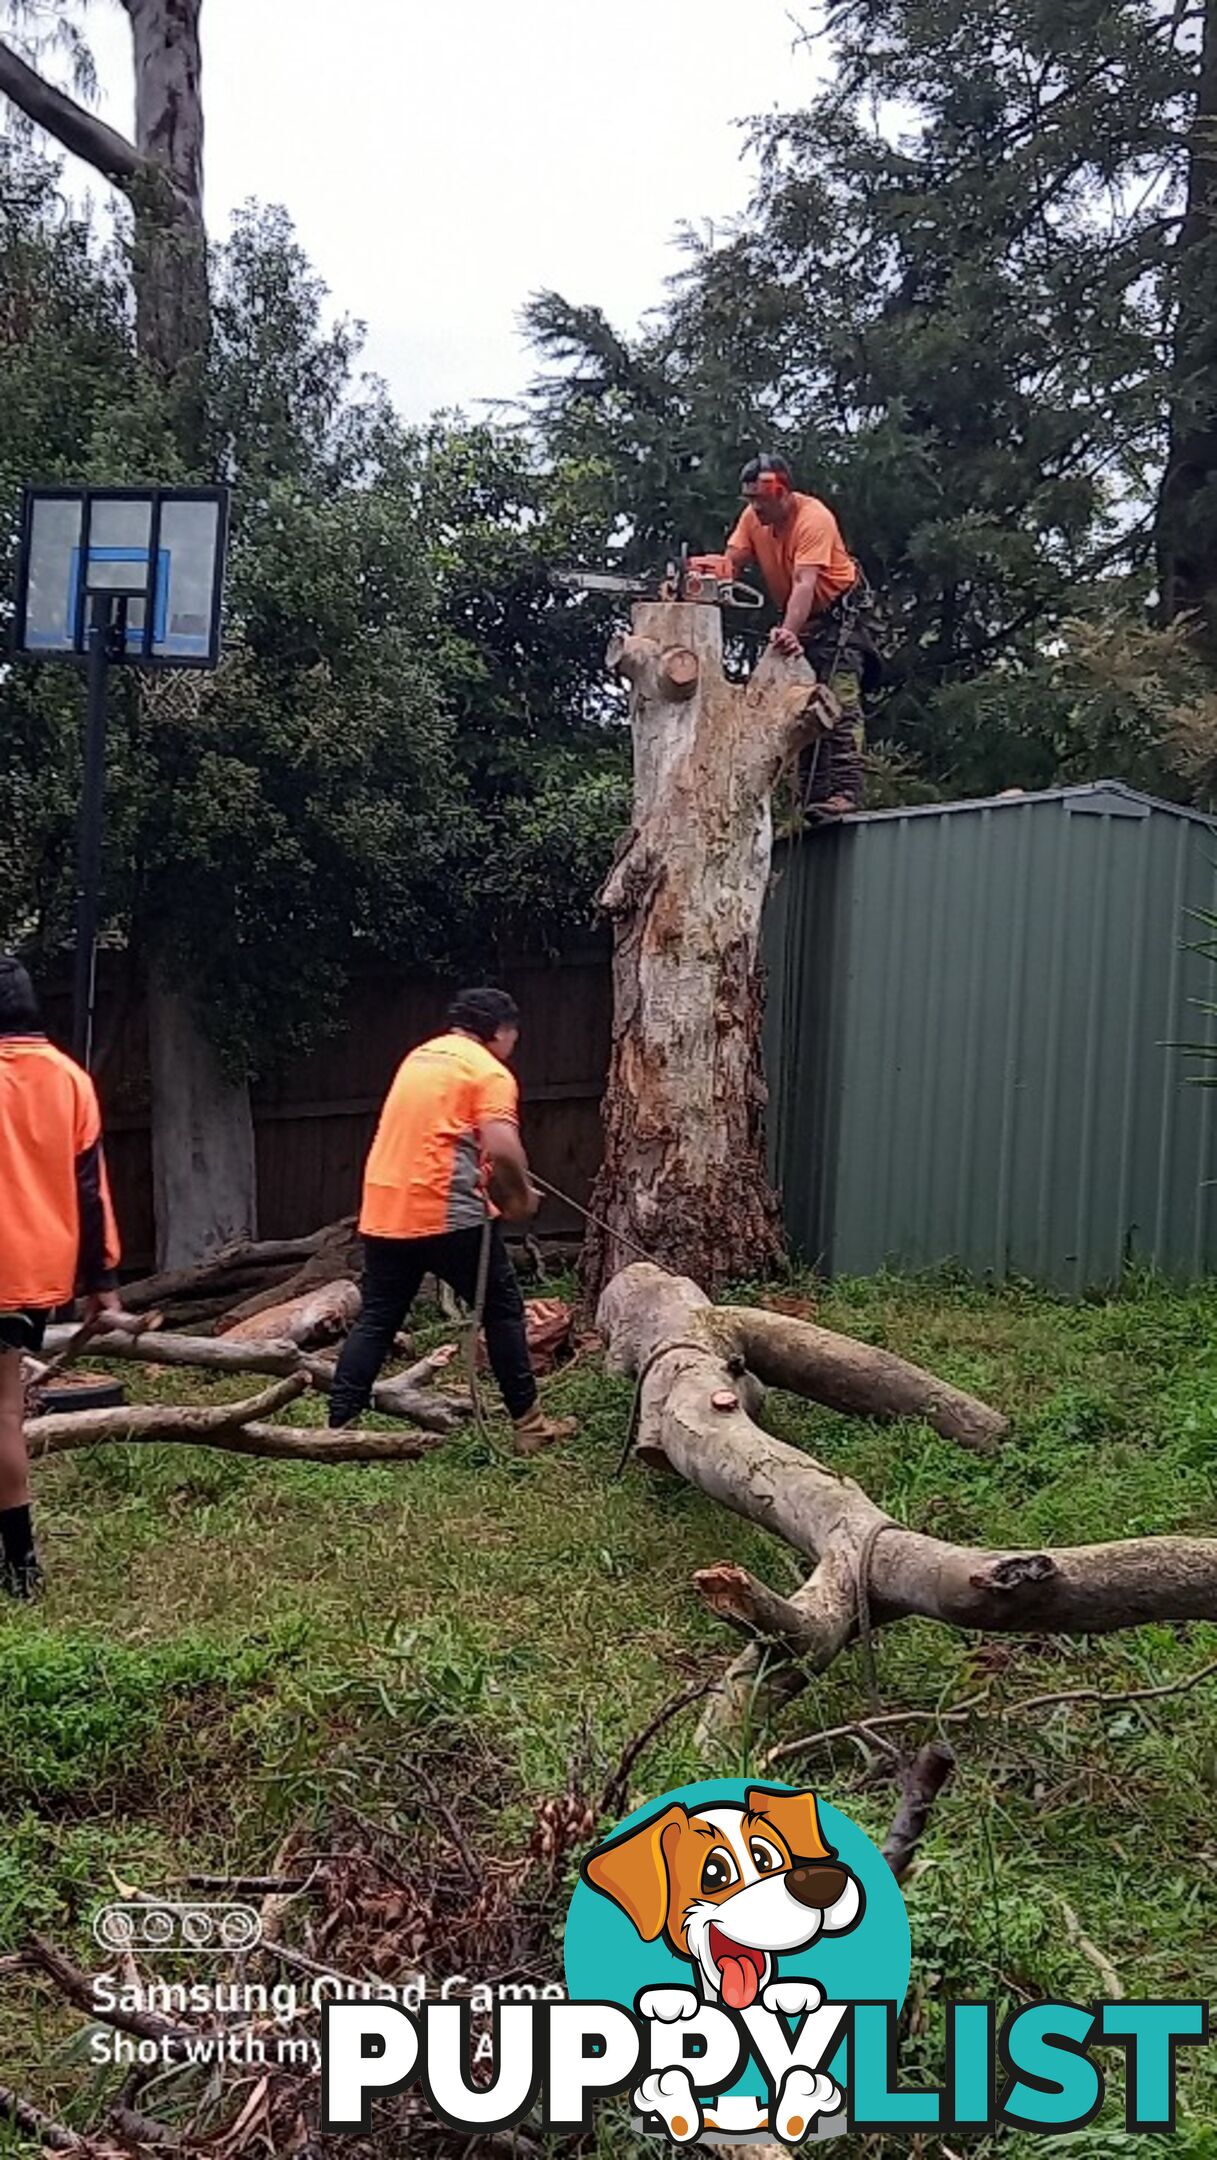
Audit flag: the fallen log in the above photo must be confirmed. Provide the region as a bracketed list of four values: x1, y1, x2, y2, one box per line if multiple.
[219, 1220, 362, 1327]
[120, 1230, 334, 1311]
[724, 1304, 1007, 1453]
[25, 1375, 440, 1464]
[598, 1263, 1217, 1753]
[219, 1280, 362, 1345]
[38, 1326, 473, 1433]
[602, 1265, 1007, 1456]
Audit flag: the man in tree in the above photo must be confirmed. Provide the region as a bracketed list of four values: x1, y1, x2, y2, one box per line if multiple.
[0, 958, 121, 1598]
[327, 988, 577, 1456]
[723, 454, 881, 817]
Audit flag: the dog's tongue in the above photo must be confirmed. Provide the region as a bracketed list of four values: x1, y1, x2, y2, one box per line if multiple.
[719, 1954, 760, 2011]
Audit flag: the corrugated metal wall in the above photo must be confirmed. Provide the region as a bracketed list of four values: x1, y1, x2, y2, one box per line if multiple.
[763, 786, 1217, 1290]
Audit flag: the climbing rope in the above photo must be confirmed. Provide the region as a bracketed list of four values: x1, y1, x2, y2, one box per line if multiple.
[852, 1518, 903, 1724]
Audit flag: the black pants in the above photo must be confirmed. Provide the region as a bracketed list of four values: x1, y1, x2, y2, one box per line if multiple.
[0, 1308, 49, 1352]
[327, 1225, 537, 1428]
[800, 623, 868, 810]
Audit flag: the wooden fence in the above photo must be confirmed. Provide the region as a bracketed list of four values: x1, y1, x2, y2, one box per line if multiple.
[40, 952, 612, 1270]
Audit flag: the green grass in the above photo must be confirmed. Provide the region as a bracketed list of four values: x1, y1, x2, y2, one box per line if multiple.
[4, 1270, 1217, 2155]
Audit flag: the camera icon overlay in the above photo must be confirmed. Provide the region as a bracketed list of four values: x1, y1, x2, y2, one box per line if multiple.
[93, 1902, 263, 1954]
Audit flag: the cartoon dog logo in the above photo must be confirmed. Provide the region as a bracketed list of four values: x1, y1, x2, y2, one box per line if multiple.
[582, 1784, 863, 2142]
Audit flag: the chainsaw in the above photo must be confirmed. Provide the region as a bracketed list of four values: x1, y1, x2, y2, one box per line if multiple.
[552, 544, 763, 611]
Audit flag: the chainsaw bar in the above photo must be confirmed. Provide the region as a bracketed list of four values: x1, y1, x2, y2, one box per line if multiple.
[552, 564, 764, 610]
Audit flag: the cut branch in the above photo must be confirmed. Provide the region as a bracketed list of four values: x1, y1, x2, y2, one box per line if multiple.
[599, 1263, 1217, 1745]
[0, 2083, 80, 2151]
[39, 1325, 472, 1432]
[27, 1374, 308, 1453]
[882, 1742, 956, 1882]
[237, 1422, 440, 1463]
[25, 1935, 198, 2046]
[723, 1304, 1008, 1451]
[26, 1381, 440, 1464]
[0, 37, 149, 192]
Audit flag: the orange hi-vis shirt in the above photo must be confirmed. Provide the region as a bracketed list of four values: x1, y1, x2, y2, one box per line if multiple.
[359, 1032, 520, 1240]
[727, 492, 858, 614]
[0, 1035, 121, 1309]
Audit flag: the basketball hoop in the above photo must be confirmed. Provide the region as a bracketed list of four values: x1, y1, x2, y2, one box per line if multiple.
[10, 482, 230, 1067]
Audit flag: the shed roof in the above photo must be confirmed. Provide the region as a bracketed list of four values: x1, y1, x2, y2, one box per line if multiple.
[845, 779, 1217, 832]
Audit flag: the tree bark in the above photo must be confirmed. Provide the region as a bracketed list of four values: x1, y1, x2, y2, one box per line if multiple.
[598, 1262, 1217, 1749]
[217, 1279, 360, 1346]
[581, 603, 837, 1301]
[1156, 0, 1217, 650]
[0, 5, 255, 1264]
[122, 0, 209, 435]
[148, 978, 258, 1269]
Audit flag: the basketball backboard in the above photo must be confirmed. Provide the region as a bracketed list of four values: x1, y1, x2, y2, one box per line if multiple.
[13, 485, 229, 668]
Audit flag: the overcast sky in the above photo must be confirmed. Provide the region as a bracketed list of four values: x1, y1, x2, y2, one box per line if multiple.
[69, 0, 825, 422]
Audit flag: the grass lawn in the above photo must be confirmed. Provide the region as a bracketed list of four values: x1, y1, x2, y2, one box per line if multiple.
[3, 1268, 1217, 2156]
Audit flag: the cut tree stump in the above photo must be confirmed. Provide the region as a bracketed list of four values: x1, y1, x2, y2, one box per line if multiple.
[598, 1262, 1217, 1755]
[582, 601, 839, 1301]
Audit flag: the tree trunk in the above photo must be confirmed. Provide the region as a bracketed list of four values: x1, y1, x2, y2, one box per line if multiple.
[0, 11, 254, 1262]
[122, 0, 256, 1257]
[123, 0, 209, 445]
[148, 979, 257, 1268]
[582, 602, 837, 1301]
[1156, 0, 1217, 650]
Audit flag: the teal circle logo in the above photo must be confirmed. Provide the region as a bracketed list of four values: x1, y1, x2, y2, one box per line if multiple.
[564, 1780, 910, 2144]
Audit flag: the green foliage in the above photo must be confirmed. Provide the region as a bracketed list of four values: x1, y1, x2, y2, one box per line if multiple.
[526, 0, 1210, 799]
[0, 1620, 301, 1808]
[0, 153, 625, 1070]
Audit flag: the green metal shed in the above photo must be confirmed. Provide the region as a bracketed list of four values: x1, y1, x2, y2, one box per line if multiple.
[762, 781, 1217, 1290]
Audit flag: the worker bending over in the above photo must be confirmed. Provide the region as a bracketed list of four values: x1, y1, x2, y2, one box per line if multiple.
[0, 957, 121, 1597]
[724, 453, 881, 817]
[328, 987, 576, 1455]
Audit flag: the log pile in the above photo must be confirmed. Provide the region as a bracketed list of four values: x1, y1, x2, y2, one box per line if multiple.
[119, 1219, 362, 1333]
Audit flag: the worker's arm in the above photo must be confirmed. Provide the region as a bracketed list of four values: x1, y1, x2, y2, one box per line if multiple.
[724, 510, 755, 583]
[74, 1070, 122, 1317]
[771, 565, 820, 655]
[481, 1118, 540, 1221]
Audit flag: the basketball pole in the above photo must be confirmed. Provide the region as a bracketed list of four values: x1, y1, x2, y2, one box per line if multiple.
[71, 593, 117, 1071]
